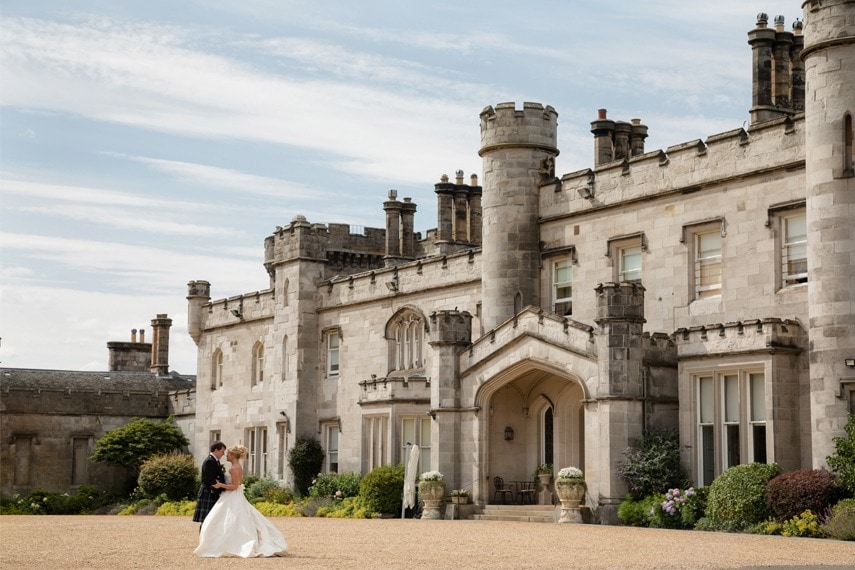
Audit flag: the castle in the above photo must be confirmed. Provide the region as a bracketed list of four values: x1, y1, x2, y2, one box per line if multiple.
[186, 2, 854, 522]
[2, 2, 852, 524]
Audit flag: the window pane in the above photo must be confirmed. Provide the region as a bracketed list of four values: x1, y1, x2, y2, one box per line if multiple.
[696, 232, 722, 297]
[620, 246, 642, 281]
[750, 373, 766, 421]
[752, 425, 767, 463]
[701, 425, 715, 486]
[783, 214, 807, 285]
[724, 374, 739, 423]
[553, 260, 573, 315]
[726, 425, 740, 468]
[699, 377, 713, 424]
[402, 418, 415, 447]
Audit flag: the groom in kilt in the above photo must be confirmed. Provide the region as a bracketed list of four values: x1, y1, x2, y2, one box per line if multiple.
[193, 441, 227, 527]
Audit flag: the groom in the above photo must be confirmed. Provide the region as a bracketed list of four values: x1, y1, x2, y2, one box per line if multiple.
[192, 441, 227, 528]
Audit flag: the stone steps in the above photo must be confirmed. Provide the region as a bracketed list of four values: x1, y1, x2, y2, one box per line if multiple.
[466, 504, 556, 523]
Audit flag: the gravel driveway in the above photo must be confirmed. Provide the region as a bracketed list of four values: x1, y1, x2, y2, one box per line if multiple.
[2, 515, 854, 569]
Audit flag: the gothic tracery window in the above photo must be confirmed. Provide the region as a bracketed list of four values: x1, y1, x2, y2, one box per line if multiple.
[388, 310, 425, 373]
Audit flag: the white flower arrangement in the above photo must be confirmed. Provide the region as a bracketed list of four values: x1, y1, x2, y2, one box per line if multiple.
[556, 466, 584, 480]
[419, 470, 444, 482]
[450, 488, 469, 496]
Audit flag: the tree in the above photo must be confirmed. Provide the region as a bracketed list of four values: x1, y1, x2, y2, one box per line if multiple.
[288, 436, 325, 496]
[89, 417, 189, 475]
[827, 413, 855, 495]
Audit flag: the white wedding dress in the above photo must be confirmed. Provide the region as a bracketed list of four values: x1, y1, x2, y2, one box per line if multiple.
[194, 469, 288, 558]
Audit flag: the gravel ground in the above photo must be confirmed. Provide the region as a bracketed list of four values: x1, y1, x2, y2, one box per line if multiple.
[2, 515, 854, 569]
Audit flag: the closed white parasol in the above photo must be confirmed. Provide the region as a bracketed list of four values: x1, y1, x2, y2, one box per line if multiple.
[401, 443, 420, 516]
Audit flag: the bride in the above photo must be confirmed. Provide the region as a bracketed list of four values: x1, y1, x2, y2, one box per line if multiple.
[194, 444, 288, 558]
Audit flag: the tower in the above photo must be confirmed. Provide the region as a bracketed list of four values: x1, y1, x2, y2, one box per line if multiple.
[802, 0, 855, 466]
[478, 102, 559, 331]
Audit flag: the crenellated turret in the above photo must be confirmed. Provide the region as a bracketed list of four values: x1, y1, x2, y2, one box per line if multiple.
[802, 0, 855, 468]
[479, 102, 558, 331]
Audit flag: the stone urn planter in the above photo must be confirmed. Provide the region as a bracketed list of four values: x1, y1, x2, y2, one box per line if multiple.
[418, 480, 446, 520]
[554, 474, 586, 524]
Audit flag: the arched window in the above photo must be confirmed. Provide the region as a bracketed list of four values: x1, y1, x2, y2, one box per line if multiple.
[211, 349, 223, 389]
[844, 112, 854, 177]
[387, 309, 426, 373]
[281, 335, 288, 382]
[251, 342, 264, 386]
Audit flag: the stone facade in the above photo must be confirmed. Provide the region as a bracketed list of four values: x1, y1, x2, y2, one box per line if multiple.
[0, 317, 195, 498]
[187, 3, 854, 524]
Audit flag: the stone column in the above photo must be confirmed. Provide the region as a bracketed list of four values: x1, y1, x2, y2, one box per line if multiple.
[428, 309, 472, 492]
[592, 282, 646, 524]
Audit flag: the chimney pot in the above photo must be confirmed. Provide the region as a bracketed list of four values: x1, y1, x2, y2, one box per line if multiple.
[131, 328, 137, 342]
[598, 108, 608, 120]
[139, 329, 145, 343]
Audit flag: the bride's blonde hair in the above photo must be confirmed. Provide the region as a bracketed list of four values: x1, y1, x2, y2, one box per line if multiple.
[227, 444, 248, 459]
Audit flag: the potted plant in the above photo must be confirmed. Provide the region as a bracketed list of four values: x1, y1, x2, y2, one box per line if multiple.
[450, 489, 469, 504]
[417, 471, 446, 519]
[554, 466, 586, 523]
[535, 463, 553, 484]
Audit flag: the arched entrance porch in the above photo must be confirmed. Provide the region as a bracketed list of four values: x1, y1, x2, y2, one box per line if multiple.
[476, 360, 586, 503]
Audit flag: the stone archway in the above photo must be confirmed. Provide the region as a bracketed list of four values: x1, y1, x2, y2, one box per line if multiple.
[477, 360, 586, 501]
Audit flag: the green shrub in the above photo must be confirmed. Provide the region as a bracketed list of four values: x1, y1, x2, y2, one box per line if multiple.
[753, 518, 784, 535]
[288, 437, 325, 496]
[155, 500, 196, 516]
[617, 494, 659, 527]
[705, 463, 781, 530]
[781, 510, 826, 538]
[254, 501, 303, 517]
[2, 486, 114, 515]
[263, 485, 295, 504]
[681, 486, 708, 528]
[89, 417, 189, 475]
[827, 414, 855, 496]
[617, 429, 690, 500]
[358, 463, 405, 516]
[298, 496, 334, 517]
[649, 487, 702, 530]
[245, 477, 283, 501]
[316, 496, 373, 518]
[766, 469, 844, 521]
[823, 498, 855, 541]
[137, 453, 198, 501]
[309, 471, 362, 499]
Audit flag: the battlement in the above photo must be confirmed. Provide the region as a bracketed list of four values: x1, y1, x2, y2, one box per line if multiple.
[544, 112, 804, 219]
[479, 102, 559, 156]
[673, 318, 805, 359]
[263, 214, 386, 277]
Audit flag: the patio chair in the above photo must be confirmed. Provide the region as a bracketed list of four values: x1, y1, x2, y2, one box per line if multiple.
[517, 480, 537, 504]
[493, 476, 514, 504]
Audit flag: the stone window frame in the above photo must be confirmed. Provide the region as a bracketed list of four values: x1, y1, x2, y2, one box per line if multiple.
[323, 421, 340, 473]
[401, 415, 432, 474]
[363, 415, 389, 472]
[251, 341, 265, 387]
[244, 425, 268, 477]
[767, 200, 807, 290]
[385, 307, 428, 375]
[686, 361, 768, 487]
[211, 348, 224, 390]
[542, 246, 576, 317]
[606, 232, 646, 283]
[323, 326, 342, 377]
[681, 218, 726, 301]
[843, 112, 854, 178]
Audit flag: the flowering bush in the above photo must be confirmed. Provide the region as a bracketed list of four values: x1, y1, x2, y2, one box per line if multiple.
[419, 470, 443, 482]
[556, 467, 584, 480]
[536, 463, 553, 475]
[781, 510, 826, 538]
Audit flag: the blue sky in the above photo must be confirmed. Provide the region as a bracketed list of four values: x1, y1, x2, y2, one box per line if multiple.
[0, 1, 799, 373]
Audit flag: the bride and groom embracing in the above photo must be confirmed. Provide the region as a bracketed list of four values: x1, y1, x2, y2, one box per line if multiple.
[192, 441, 287, 558]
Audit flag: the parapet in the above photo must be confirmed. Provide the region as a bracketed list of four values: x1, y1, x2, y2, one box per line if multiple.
[479, 102, 559, 156]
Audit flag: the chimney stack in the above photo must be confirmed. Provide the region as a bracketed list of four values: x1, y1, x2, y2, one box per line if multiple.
[150, 314, 172, 376]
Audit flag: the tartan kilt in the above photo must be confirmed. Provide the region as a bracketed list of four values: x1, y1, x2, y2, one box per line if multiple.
[192, 487, 220, 523]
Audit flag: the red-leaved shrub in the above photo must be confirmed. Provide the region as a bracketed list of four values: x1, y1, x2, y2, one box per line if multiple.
[766, 469, 844, 521]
